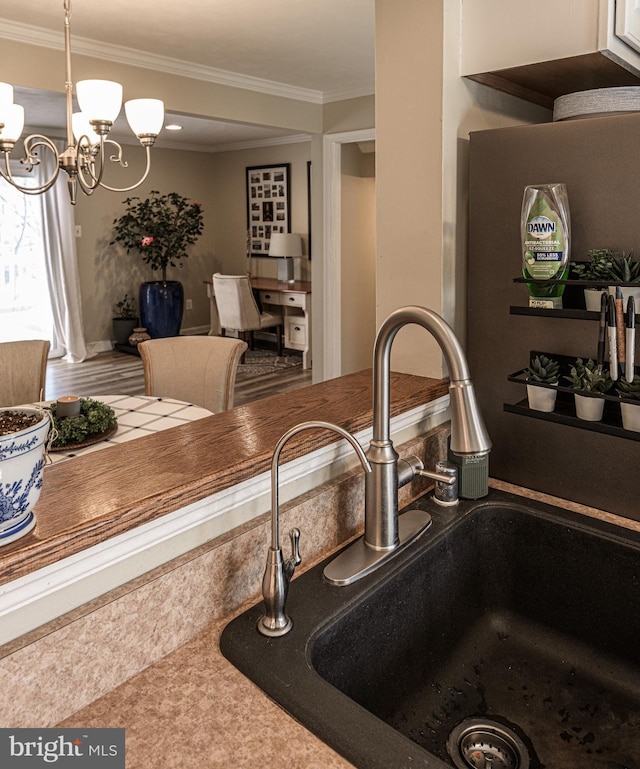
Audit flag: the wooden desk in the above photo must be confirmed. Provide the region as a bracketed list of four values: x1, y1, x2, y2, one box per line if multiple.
[204, 277, 312, 369]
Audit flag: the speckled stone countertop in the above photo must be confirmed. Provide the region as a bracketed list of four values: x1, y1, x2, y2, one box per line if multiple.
[61, 616, 355, 769]
[57, 480, 640, 769]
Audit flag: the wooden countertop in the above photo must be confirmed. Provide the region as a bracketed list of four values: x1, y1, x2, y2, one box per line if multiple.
[0, 370, 448, 587]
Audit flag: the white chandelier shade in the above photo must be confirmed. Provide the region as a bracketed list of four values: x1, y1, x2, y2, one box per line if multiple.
[0, 0, 164, 204]
[1, 104, 25, 143]
[76, 80, 123, 124]
[125, 99, 165, 138]
[71, 112, 101, 145]
[0, 83, 13, 111]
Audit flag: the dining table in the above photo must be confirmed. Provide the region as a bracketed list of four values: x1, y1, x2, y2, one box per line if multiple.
[41, 394, 213, 464]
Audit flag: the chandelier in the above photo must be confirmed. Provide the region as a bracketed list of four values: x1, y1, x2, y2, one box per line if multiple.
[0, 0, 164, 205]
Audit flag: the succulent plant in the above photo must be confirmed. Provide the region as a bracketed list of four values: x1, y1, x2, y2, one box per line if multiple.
[526, 354, 559, 384]
[571, 249, 618, 282]
[616, 375, 640, 401]
[564, 358, 613, 394]
[605, 251, 640, 283]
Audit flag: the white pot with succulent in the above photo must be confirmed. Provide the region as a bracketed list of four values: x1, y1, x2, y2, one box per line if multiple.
[570, 249, 613, 310]
[605, 251, 640, 305]
[525, 354, 560, 412]
[616, 375, 640, 432]
[564, 358, 613, 422]
[0, 408, 51, 546]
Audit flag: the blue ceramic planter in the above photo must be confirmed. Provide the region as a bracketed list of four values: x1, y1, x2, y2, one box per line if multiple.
[139, 281, 184, 338]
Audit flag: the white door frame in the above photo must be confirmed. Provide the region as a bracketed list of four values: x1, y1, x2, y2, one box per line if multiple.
[322, 128, 375, 380]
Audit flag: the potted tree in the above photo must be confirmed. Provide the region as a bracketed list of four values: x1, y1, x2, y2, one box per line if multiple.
[111, 191, 204, 338]
[525, 353, 560, 412]
[616, 375, 640, 432]
[112, 293, 139, 346]
[564, 357, 613, 421]
[0, 408, 51, 546]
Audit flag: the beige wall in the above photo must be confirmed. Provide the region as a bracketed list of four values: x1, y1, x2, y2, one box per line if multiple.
[75, 147, 220, 344]
[208, 141, 312, 282]
[2, 4, 555, 369]
[374, 0, 552, 379]
[340, 145, 376, 375]
[375, 0, 445, 377]
[323, 95, 375, 135]
[0, 39, 322, 134]
[75, 140, 312, 345]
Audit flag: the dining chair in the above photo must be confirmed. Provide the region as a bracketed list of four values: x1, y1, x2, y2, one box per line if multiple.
[212, 273, 283, 357]
[0, 339, 50, 408]
[138, 335, 248, 412]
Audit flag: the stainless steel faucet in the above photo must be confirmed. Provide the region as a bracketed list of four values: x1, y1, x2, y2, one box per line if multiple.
[257, 420, 371, 637]
[324, 305, 491, 586]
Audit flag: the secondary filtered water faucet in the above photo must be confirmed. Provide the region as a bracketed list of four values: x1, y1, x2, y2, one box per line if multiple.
[258, 420, 371, 637]
[324, 305, 491, 585]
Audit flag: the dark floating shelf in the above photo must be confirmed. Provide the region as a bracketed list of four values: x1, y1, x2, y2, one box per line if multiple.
[506, 351, 640, 441]
[510, 306, 599, 320]
[511, 275, 640, 317]
[512, 277, 640, 287]
[504, 398, 640, 442]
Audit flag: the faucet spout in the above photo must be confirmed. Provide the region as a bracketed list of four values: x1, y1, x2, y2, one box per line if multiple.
[258, 420, 371, 637]
[324, 305, 491, 586]
[372, 306, 491, 453]
[366, 306, 491, 551]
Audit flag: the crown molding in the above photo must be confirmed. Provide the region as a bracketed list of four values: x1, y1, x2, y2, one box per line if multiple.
[113, 132, 312, 155]
[206, 133, 312, 154]
[0, 18, 325, 104]
[322, 85, 375, 103]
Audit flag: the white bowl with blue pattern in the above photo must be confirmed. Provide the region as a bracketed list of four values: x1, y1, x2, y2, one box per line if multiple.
[0, 408, 50, 546]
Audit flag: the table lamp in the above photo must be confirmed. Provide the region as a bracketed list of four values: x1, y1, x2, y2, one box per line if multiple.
[269, 233, 302, 283]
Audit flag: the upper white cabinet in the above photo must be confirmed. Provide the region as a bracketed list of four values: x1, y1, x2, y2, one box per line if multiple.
[461, 0, 640, 108]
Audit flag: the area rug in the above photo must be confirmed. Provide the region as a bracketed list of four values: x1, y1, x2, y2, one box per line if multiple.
[236, 348, 302, 377]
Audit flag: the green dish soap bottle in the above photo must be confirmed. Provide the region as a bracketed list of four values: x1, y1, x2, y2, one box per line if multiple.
[521, 183, 570, 309]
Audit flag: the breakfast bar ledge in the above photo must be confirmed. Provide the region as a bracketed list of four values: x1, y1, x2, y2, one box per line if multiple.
[0, 370, 450, 646]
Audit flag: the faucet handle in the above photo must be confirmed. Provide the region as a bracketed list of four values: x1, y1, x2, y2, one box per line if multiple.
[415, 461, 459, 506]
[285, 527, 302, 578]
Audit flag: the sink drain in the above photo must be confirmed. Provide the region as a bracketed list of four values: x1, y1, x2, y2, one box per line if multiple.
[447, 718, 530, 769]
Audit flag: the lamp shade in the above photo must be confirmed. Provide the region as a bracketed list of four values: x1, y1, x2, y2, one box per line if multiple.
[76, 79, 123, 123]
[125, 98, 165, 137]
[72, 112, 101, 145]
[269, 233, 303, 257]
[0, 82, 14, 112]
[1, 103, 24, 142]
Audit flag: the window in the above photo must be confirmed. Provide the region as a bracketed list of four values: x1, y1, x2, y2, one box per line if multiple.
[0, 168, 55, 350]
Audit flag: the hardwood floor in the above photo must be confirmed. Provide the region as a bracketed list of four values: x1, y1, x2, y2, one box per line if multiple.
[46, 346, 313, 408]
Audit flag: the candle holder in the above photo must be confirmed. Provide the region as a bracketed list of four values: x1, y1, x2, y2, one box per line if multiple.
[56, 395, 81, 419]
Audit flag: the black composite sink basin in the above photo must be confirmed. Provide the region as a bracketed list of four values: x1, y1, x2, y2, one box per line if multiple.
[220, 489, 640, 769]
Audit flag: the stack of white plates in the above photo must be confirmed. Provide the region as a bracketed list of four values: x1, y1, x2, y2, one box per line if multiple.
[553, 86, 640, 121]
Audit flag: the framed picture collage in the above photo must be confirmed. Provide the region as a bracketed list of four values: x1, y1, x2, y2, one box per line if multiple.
[246, 163, 291, 258]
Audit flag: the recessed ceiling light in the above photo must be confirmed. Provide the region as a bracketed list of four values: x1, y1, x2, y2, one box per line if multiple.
[165, 124, 182, 131]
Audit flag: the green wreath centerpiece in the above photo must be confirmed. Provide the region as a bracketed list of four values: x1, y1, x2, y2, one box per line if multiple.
[49, 398, 117, 448]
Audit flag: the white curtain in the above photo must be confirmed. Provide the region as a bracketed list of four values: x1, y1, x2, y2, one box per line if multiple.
[38, 143, 94, 363]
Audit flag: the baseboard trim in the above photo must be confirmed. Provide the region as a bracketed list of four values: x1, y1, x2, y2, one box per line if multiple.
[90, 326, 211, 354]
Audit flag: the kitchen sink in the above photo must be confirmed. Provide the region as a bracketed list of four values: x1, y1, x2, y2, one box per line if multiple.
[220, 489, 640, 769]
